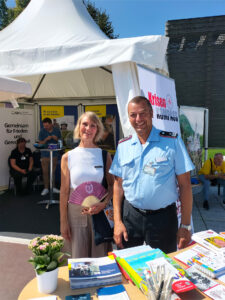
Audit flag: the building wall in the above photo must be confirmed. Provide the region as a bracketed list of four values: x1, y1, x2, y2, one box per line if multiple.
[166, 15, 225, 147]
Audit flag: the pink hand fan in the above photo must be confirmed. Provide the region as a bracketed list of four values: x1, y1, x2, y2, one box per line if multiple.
[69, 181, 108, 207]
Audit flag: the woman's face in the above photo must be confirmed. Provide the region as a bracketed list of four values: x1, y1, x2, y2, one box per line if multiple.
[79, 116, 98, 142]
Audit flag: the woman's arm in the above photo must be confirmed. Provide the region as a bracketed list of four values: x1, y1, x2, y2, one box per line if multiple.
[60, 152, 71, 241]
[28, 156, 34, 171]
[10, 158, 26, 174]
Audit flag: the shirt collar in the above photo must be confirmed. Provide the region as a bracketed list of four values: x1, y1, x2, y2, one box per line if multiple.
[131, 126, 160, 145]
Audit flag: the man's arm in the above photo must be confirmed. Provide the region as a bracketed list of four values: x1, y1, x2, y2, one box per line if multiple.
[176, 171, 193, 249]
[113, 176, 128, 248]
[38, 134, 52, 145]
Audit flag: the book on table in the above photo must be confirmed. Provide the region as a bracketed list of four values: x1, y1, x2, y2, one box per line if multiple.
[108, 245, 153, 283]
[68, 255, 122, 289]
[192, 230, 225, 256]
[97, 284, 130, 300]
[116, 248, 196, 294]
[65, 294, 91, 300]
[174, 244, 225, 278]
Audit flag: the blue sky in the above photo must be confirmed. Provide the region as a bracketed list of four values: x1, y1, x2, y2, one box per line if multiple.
[6, 0, 225, 38]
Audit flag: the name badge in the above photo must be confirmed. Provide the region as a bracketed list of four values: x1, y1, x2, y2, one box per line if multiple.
[94, 165, 103, 168]
[155, 156, 167, 163]
[143, 162, 156, 176]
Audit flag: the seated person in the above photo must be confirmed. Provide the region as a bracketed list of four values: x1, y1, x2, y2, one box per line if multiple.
[199, 153, 225, 209]
[9, 137, 36, 195]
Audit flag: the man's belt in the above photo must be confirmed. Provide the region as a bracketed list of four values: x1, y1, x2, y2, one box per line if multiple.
[131, 202, 176, 215]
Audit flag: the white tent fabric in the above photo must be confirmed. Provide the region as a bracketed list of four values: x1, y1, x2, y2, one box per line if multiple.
[0, 76, 32, 101]
[0, 0, 169, 135]
[112, 62, 141, 136]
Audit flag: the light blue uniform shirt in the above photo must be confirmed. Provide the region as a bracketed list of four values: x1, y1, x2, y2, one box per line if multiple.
[109, 126, 195, 210]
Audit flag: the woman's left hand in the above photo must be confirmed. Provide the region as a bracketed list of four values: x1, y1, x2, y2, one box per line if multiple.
[82, 202, 106, 215]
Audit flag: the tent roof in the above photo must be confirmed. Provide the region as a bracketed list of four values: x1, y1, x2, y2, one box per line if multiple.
[0, 0, 168, 99]
[0, 76, 32, 101]
[0, 0, 107, 49]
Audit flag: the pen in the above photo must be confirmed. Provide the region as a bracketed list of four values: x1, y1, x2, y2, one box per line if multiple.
[156, 280, 164, 300]
[149, 264, 158, 291]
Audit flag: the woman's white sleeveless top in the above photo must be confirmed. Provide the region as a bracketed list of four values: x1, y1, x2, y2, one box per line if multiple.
[68, 147, 103, 189]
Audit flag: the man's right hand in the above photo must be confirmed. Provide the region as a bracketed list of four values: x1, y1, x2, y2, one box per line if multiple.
[113, 221, 128, 249]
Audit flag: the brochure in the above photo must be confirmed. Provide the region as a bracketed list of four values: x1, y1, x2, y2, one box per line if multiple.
[192, 230, 225, 256]
[68, 255, 121, 289]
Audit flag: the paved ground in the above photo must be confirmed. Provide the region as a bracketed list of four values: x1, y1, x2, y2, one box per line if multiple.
[192, 184, 225, 233]
[0, 185, 224, 300]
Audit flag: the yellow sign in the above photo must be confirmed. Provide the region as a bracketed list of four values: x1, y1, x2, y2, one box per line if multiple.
[41, 106, 64, 119]
[85, 105, 106, 117]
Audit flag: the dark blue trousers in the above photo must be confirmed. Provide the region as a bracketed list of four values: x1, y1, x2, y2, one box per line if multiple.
[122, 200, 178, 254]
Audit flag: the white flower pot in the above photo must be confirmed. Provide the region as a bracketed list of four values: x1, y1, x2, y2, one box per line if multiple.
[36, 268, 58, 294]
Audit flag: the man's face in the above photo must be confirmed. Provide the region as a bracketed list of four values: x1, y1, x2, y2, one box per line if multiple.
[128, 101, 153, 136]
[43, 122, 52, 131]
[61, 124, 67, 131]
[214, 154, 223, 166]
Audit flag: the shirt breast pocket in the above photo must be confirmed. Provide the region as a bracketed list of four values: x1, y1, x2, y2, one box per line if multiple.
[151, 160, 171, 178]
[121, 156, 137, 179]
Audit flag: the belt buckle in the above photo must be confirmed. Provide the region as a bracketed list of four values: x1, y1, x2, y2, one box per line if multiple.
[139, 208, 147, 214]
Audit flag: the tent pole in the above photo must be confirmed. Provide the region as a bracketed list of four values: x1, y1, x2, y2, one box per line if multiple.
[29, 74, 46, 102]
[100, 67, 112, 74]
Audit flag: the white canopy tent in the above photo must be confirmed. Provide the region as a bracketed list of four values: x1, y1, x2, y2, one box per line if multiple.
[0, 76, 32, 102]
[0, 0, 169, 136]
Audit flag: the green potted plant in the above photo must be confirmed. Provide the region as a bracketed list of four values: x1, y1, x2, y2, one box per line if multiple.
[28, 234, 69, 293]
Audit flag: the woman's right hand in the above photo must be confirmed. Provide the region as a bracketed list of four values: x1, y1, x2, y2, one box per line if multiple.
[60, 220, 71, 241]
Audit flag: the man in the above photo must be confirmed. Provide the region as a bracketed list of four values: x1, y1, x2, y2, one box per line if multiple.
[109, 96, 194, 254]
[199, 153, 225, 210]
[60, 122, 69, 146]
[38, 117, 61, 196]
[9, 137, 36, 195]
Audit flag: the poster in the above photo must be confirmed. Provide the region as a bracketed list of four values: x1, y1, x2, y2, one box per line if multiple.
[137, 65, 180, 134]
[85, 105, 116, 152]
[40, 105, 78, 149]
[85, 105, 106, 118]
[0, 108, 35, 188]
[179, 106, 205, 174]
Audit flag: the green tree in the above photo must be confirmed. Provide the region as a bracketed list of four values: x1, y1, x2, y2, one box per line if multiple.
[84, 0, 118, 39]
[0, 0, 8, 30]
[13, 0, 30, 18]
[1, 0, 118, 39]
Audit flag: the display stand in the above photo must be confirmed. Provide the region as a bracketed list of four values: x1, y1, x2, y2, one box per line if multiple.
[37, 148, 61, 209]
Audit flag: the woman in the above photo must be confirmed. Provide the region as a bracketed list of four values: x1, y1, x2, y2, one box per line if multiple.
[60, 112, 114, 258]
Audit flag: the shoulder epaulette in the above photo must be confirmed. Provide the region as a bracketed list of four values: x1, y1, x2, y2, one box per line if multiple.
[118, 135, 132, 144]
[160, 131, 178, 138]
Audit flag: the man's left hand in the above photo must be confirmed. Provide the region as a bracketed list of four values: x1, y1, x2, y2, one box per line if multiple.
[177, 227, 191, 249]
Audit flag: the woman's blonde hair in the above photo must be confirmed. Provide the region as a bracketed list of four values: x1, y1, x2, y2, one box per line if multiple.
[74, 111, 104, 143]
